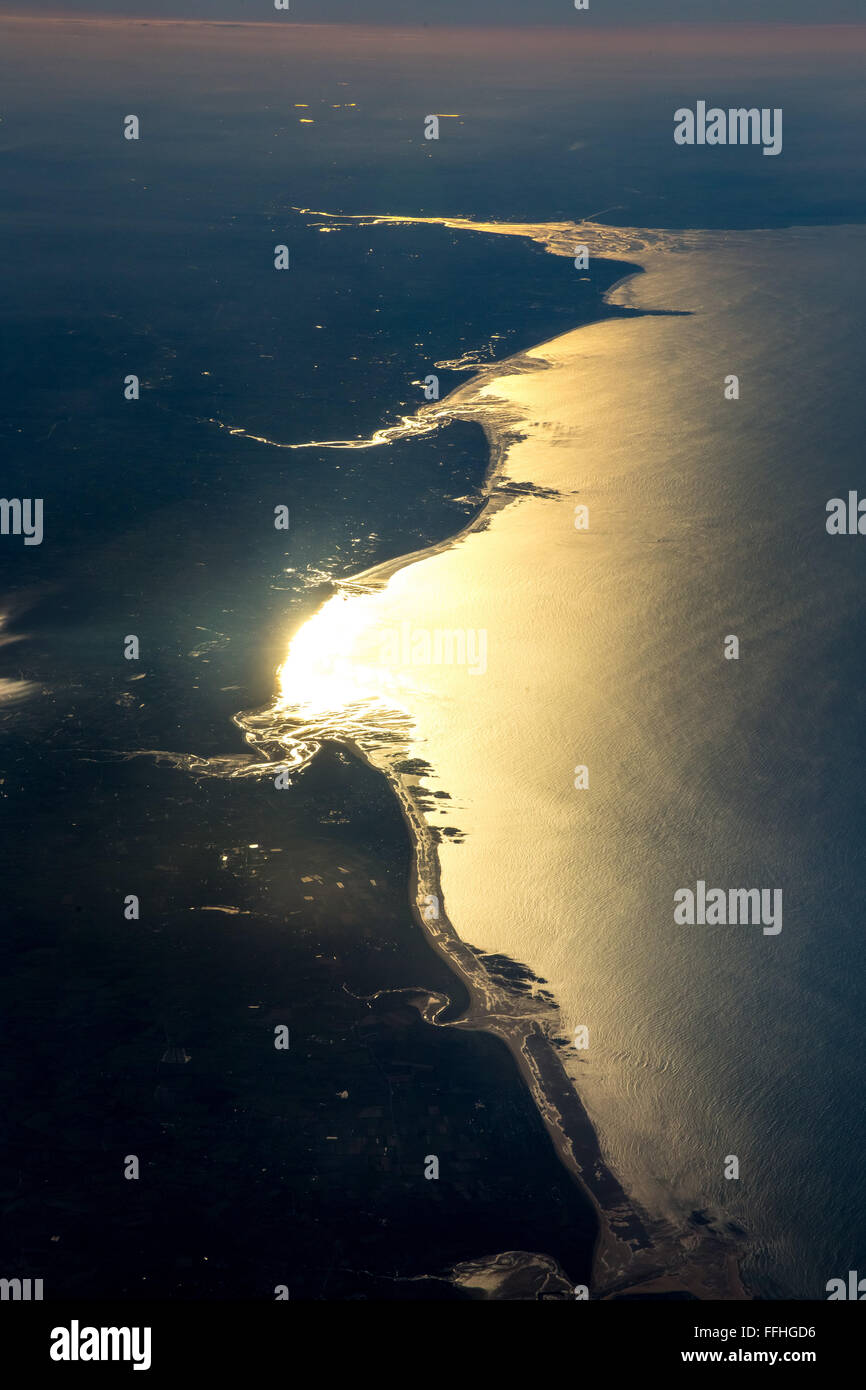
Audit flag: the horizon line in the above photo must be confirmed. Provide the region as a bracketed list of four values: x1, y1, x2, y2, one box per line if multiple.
[2, 14, 866, 28]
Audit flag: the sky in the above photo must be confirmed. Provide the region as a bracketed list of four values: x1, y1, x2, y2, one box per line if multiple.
[8, 0, 866, 25]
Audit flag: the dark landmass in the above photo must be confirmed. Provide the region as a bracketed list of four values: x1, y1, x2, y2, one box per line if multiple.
[0, 742, 598, 1298]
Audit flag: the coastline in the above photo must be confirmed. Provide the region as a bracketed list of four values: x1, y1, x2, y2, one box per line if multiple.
[324, 520, 750, 1301]
[235, 210, 758, 1299]
[234, 214, 866, 1300]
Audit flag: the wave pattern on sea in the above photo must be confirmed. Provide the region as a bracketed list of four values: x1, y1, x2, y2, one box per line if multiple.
[129, 209, 758, 1300]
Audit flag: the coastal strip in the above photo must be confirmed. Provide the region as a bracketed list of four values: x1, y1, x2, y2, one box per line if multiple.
[230, 210, 754, 1299]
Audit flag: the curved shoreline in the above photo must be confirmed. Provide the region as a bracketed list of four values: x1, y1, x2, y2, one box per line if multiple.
[229, 210, 756, 1298]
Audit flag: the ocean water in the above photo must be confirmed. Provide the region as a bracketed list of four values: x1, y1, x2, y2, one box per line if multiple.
[260, 218, 866, 1298]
